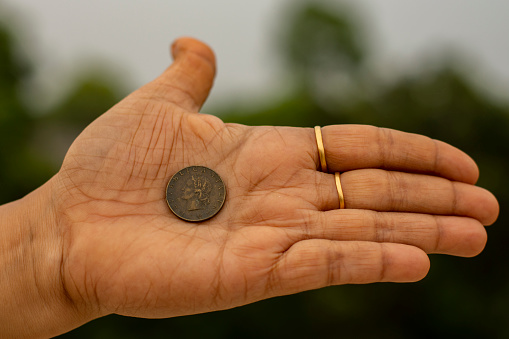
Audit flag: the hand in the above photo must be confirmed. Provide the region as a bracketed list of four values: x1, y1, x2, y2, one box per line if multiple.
[5, 37, 498, 337]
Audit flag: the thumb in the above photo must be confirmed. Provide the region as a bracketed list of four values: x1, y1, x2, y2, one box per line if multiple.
[150, 37, 217, 112]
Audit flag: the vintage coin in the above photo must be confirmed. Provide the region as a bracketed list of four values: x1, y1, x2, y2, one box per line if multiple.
[166, 166, 226, 222]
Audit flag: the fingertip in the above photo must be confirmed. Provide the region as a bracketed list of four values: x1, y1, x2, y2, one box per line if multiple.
[390, 245, 430, 283]
[463, 225, 488, 258]
[455, 183, 499, 227]
[435, 139, 479, 184]
[171, 37, 216, 72]
[464, 154, 480, 185]
[142, 37, 217, 111]
[437, 217, 488, 257]
[480, 189, 500, 226]
[459, 153, 479, 185]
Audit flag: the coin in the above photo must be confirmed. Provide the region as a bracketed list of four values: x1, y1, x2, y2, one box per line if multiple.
[166, 166, 226, 222]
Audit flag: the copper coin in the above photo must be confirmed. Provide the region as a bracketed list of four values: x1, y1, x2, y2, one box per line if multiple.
[166, 166, 226, 222]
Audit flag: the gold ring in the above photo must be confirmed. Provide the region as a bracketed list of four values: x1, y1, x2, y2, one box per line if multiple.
[334, 172, 345, 209]
[314, 126, 328, 172]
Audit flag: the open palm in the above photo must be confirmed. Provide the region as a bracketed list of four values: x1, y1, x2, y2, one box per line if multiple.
[49, 38, 498, 322]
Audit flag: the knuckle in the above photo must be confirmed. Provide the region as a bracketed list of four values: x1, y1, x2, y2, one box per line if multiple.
[376, 127, 395, 167]
[372, 212, 395, 243]
[384, 171, 409, 210]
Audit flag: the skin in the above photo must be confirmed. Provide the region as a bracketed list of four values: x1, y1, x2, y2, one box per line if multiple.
[0, 37, 499, 338]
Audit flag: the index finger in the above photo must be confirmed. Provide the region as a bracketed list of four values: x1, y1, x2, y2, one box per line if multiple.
[319, 125, 479, 184]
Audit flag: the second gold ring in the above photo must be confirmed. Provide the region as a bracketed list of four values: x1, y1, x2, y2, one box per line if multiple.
[314, 126, 328, 172]
[334, 172, 345, 209]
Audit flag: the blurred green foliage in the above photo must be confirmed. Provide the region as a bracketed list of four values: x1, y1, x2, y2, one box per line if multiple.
[1, 1, 508, 338]
[0, 22, 45, 201]
[0, 20, 125, 202]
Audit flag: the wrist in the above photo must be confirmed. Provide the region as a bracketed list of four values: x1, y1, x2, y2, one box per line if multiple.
[0, 179, 90, 338]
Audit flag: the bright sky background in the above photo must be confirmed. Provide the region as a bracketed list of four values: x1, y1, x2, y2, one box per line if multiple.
[1, 0, 508, 110]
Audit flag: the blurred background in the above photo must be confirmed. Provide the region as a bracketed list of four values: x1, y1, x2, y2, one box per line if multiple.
[1, 0, 508, 338]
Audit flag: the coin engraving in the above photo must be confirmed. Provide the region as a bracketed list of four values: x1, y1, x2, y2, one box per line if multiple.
[166, 166, 226, 222]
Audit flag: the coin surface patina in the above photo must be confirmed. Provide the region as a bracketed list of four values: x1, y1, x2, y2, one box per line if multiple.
[166, 166, 226, 222]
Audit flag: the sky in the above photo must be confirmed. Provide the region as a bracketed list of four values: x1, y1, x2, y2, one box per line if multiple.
[1, 0, 508, 110]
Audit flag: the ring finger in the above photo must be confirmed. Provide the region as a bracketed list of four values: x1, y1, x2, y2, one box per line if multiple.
[316, 169, 498, 226]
